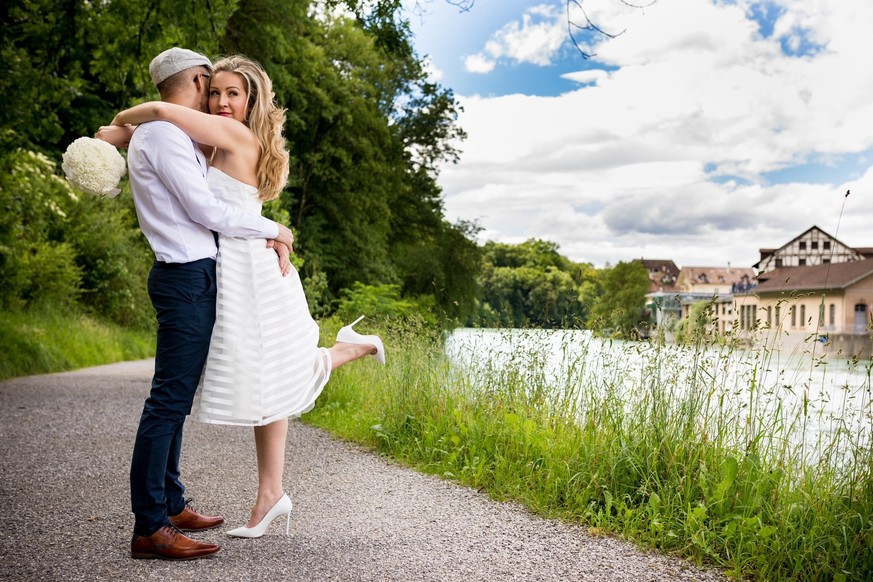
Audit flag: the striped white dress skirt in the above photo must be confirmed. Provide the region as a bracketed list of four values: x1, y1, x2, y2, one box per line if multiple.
[197, 168, 331, 426]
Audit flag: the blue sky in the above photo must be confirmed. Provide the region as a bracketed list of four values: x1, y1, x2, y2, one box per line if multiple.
[404, 0, 873, 268]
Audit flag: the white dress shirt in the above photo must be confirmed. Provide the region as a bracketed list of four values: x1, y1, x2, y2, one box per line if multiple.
[127, 120, 279, 263]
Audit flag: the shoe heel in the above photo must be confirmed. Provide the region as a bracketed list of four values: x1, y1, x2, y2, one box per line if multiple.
[285, 512, 291, 536]
[336, 315, 385, 365]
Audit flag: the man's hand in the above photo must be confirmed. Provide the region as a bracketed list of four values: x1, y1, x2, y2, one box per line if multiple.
[96, 124, 135, 148]
[273, 223, 295, 252]
[267, 239, 292, 277]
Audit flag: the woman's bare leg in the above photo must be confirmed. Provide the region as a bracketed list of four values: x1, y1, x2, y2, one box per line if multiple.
[328, 342, 376, 370]
[248, 418, 288, 527]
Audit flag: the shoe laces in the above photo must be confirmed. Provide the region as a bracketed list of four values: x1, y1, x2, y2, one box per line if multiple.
[160, 524, 183, 537]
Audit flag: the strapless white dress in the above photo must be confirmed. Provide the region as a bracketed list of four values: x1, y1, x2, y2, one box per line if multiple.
[197, 167, 331, 426]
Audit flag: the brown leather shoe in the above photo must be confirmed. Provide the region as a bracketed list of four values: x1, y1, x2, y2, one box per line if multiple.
[130, 526, 220, 560]
[170, 502, 224, 532]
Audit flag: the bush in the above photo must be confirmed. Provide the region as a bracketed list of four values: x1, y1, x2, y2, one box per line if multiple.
[0, 144, 153, 328]
[337, 282, 436, 325]
[0, 147, 83, 310]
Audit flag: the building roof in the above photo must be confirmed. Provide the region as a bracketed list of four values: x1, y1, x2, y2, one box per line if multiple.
[678, 266, 755, 285]
[640, 258, 680, 292]
[640, 259, 679, 275]
[753, 260, 873, 293]
[755, 225, 864, 268]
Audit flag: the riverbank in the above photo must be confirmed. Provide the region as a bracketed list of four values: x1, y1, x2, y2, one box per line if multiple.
[307, 327, 873, 581]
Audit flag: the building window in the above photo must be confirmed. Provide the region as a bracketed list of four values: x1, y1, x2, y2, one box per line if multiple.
[824, 241, 831, 251]
[799, 241, 807, 250]
[775, 258, 783, 268]
[767, 306, 772, 326]
[775, 305, 781, 325]
[823, 258, 830, 264]
[855, 304, 868, 333]
[829, 303, 835, 326]
[799, 258, 806, 266]
[790, 305, 796, 327]
[819, 303, 825, 326]
[811, 241, 819, 250]
[800, 304, 806, 326]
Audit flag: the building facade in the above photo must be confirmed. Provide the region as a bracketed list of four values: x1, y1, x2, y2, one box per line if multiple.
[735, 261, 873, 358]
[674, 266, 756, 334]
[755, 225, 870, 273]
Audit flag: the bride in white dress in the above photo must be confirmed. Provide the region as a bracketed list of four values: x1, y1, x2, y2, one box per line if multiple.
[111, 55, 385, 538]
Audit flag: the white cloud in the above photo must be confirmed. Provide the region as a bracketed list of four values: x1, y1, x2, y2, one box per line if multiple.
[464, 53, 496, 74]
[561, 69, 610, 85]
[462, 3, 566, 72]
[438, 0, 873, 268]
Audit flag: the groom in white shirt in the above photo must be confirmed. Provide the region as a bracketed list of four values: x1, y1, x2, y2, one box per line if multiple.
[109, 47, 295, 560]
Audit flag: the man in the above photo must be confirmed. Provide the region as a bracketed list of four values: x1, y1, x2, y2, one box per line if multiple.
[110, 47, 295, 560]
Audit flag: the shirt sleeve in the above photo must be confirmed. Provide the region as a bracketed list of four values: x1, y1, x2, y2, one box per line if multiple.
[143, 122, 279, 239]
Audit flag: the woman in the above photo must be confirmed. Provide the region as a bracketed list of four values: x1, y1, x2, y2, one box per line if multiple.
[110, 55, 385, 538]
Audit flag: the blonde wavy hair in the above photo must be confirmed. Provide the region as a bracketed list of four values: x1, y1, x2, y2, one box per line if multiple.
[212, 55, 289, 202]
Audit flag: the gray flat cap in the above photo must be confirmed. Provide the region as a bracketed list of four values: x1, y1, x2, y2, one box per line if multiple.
[149, 47, 212, 86]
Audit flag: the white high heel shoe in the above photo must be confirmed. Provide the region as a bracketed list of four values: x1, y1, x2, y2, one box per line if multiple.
[226, 494, 293, 538]
[336, 315, 386, 365]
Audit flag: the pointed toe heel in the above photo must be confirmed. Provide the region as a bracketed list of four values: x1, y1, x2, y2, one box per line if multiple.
[226, 494, 293, 539]
[336, 315, 386, 365]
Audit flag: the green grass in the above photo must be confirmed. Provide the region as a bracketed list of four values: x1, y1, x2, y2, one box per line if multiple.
[304, 322, 873, 581]
[0, 306, 155, 381]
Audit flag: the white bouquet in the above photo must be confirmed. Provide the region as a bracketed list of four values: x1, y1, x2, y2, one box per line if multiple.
[62, 137, 127, 198]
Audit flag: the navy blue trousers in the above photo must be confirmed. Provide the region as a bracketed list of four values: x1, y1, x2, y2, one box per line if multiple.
[130, 258, 216, 536]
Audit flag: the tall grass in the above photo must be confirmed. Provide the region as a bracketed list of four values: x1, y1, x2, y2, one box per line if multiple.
[0, 306, 155, 381]
[304, 320, 873, 581]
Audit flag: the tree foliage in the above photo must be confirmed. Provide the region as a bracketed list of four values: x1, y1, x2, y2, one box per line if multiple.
[1, 0, 478, 327]
[475, 239, 593, 329]
[0, 137, 151, 326]
[588, 260, 650, 338]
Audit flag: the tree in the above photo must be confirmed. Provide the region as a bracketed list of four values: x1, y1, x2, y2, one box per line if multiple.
[2, 0, 237, 152]
[476, 239, 592, 328]
[2, 0, 479, 328]
[587, 260, 650, 338]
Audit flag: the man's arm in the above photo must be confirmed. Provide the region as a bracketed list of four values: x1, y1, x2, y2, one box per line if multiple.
[145, 122, 280, 240]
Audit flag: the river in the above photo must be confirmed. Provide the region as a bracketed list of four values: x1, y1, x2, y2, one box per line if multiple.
[445, 328, 873, 466]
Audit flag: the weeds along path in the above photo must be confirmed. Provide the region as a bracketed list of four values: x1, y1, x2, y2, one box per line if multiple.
[0, 360, 726, 581]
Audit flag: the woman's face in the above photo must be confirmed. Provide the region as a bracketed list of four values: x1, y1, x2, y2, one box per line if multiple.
[208, 71, 249, 123]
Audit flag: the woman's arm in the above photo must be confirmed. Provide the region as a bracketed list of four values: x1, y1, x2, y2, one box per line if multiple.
[111, 102, 257, 153]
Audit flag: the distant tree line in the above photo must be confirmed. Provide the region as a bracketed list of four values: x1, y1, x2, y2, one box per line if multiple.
[1, 0, 650, 338]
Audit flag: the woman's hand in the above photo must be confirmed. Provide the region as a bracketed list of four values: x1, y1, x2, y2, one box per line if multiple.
[95, 124, 135, 148]
[267, 239, 292, 277]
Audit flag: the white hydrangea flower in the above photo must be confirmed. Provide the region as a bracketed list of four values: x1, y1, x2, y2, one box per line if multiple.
[62, 137, 127, 198]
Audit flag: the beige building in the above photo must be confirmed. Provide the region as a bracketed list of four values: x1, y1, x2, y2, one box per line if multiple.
[675, 266, 756, 334]
[735, 261, 873, 358]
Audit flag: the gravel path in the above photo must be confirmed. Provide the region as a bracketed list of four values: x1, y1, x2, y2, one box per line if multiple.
[0, 360, 726, 581]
